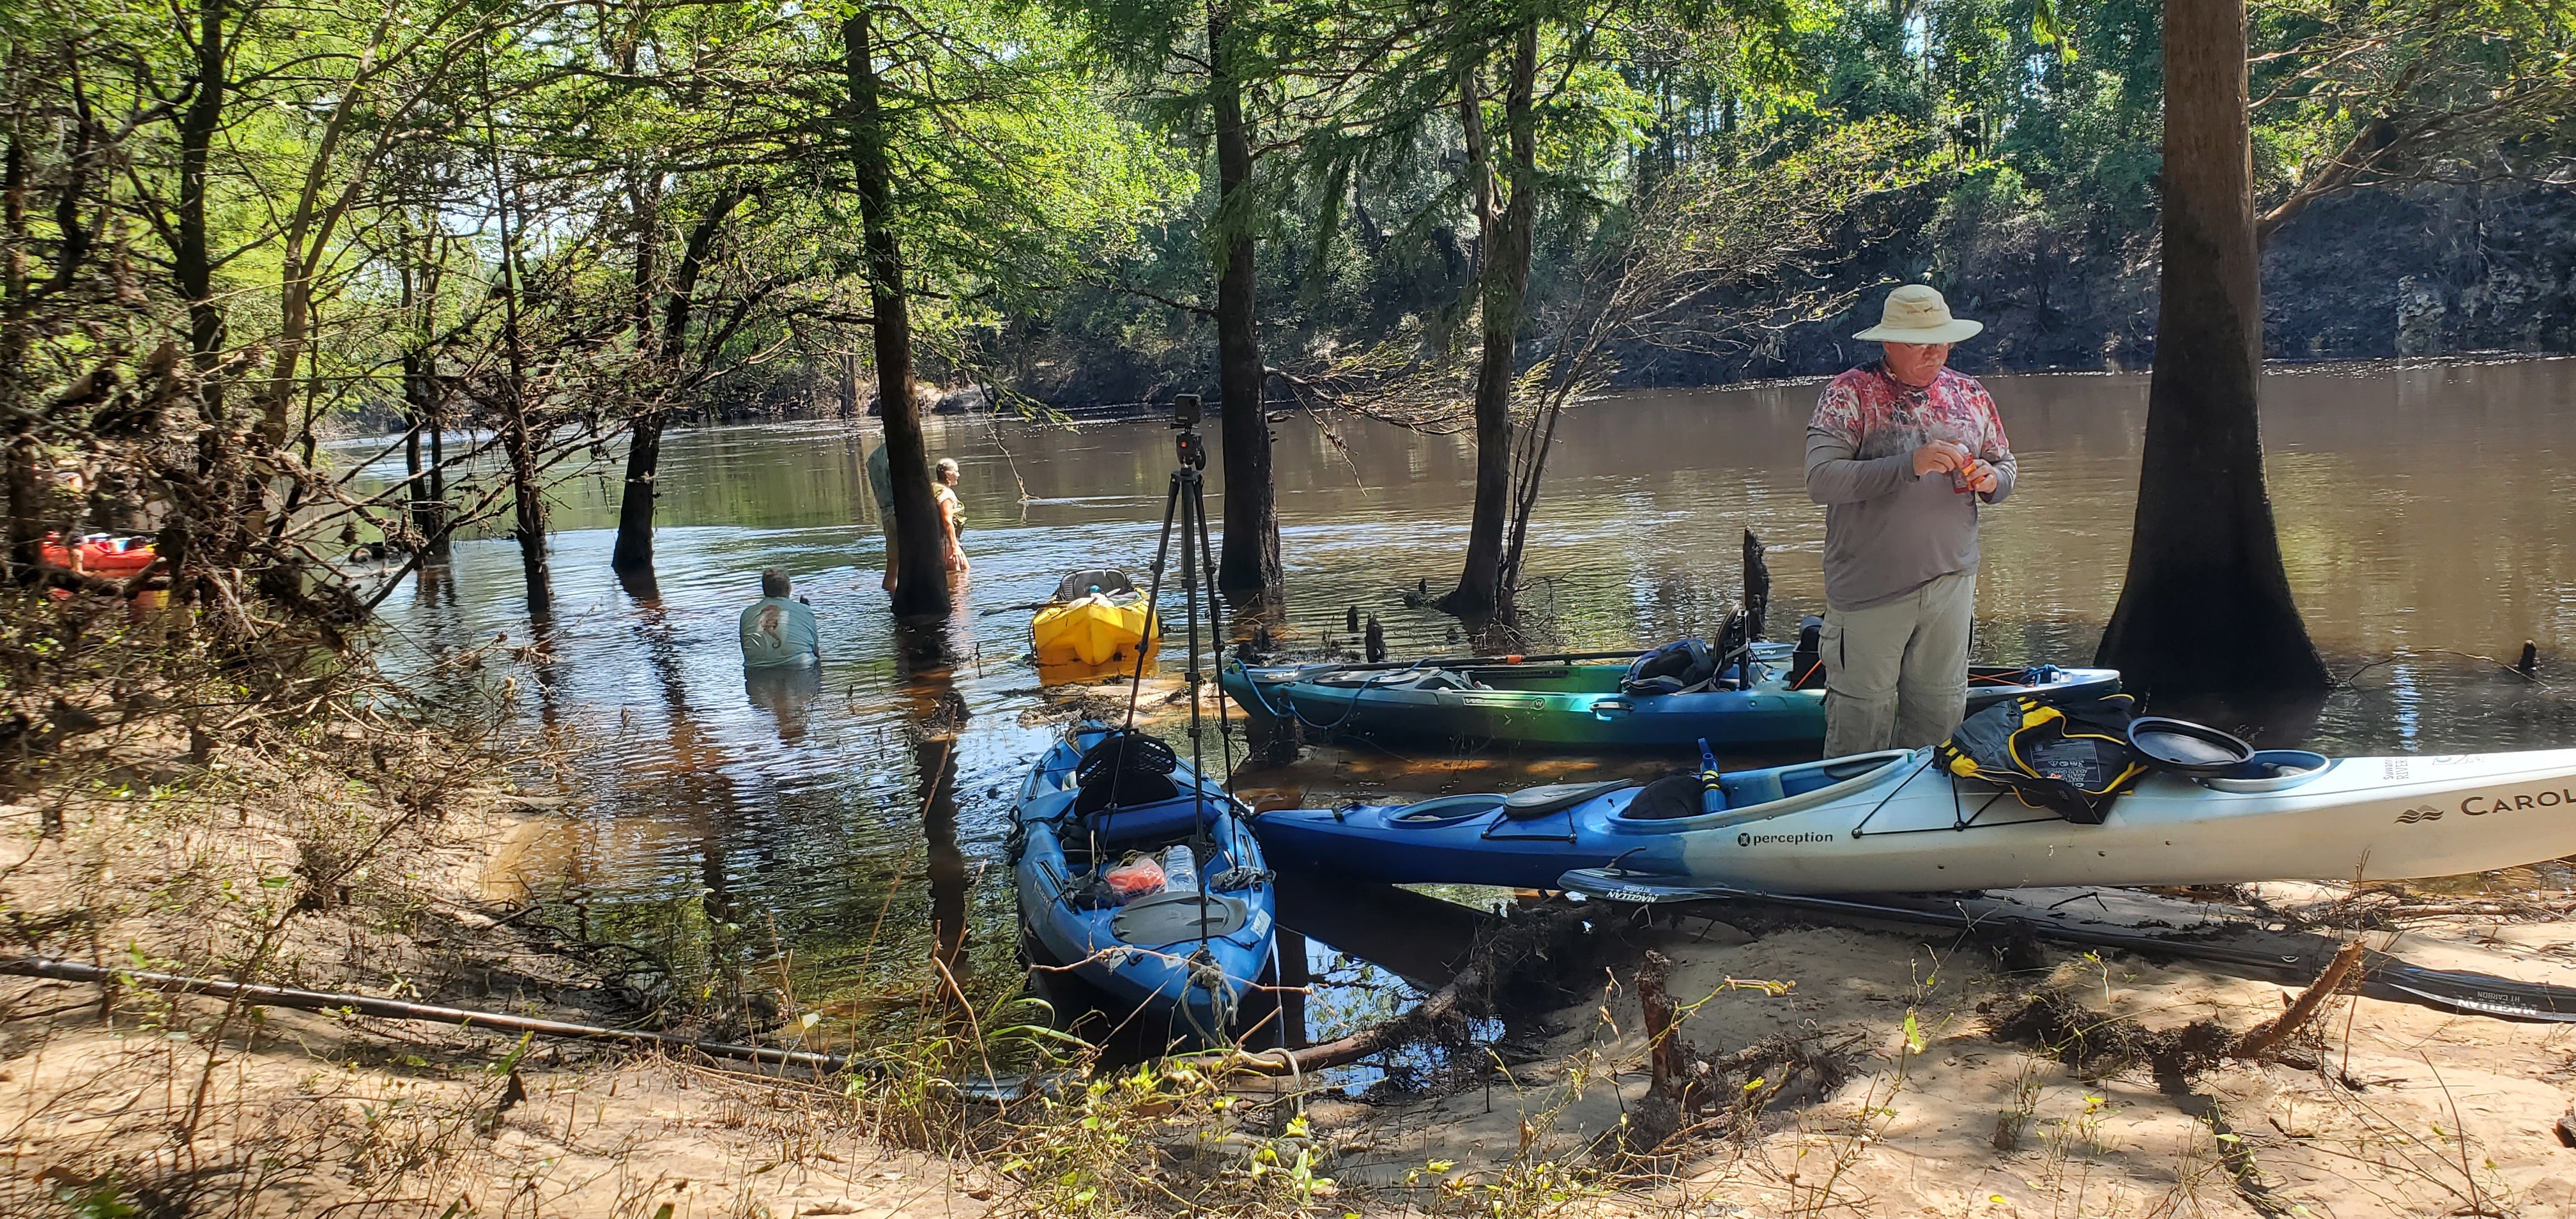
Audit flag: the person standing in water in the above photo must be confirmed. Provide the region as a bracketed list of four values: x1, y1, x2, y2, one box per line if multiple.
[1803, 284, 2016, 756]
[866, 438, 900, 592]
[739, 568, 822, 669]
[933, 457, 969, 574]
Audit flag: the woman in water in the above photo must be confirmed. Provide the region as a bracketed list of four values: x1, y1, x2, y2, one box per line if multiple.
[933, 457, 969, 574]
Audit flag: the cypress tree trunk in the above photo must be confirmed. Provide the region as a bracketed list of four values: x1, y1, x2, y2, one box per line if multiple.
[1441, 24, 1535, 624]
[394, 215, 451, 558]
[1209, 2, 1280, 602]
[395, 242, 433, 539]
[845, 7, 950, 617]
[2094, 0, 2326, 698]
[399, 365, 433, 533]
[613, 188, 744, 573]
[612, 177, 661, 572]
[611, 415, 666, 571]
[177, 0, 226, 425]
[3, 118, 37, 570]
[424, 409, 449, 558]
[480, 56, 548, 620]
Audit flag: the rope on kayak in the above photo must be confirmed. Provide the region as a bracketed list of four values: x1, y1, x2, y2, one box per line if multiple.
[1180, 946, 1230, 1045]
[1846, 752, 2064, 838]
[1238, 662, 1435, 733]
[1846, 751, 1939, 838]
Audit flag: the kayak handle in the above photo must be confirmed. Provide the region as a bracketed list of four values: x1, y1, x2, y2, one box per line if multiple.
[1593, 698, 1632, 719]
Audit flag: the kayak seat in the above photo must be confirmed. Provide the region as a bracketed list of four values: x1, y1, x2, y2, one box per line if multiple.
[1621, 773, 1719, 820]
[1073, 730, 1180, 816]
[1052, 567, 1138, 602]
[1718, 771, 1786, 807]
[1084, 793, 1216, 845]
[1075, 768, 1179, 815]
[1501, 780, 1635, 820]
[1624, 639, 1716, 696]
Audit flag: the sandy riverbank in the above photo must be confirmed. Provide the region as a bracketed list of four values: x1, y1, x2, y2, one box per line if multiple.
[1308, 883, 2576, 1217]
[15, 669, 2576, 1218]
[0, 700, 993, 1218]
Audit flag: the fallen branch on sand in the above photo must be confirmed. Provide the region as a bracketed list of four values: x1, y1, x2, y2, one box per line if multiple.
[1988, 939, 2372, 1085]
[1581, 882, 2576, 1022]
[0, 956, 1033, 1099]
[1184, 902, 1594, 1078]
[2233, 940, 2367, 1059]
[1205, 960, 1491, 1076]
[1638, 950, 1690, 1098]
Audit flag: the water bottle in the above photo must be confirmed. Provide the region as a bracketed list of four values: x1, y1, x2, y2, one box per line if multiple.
[1698, 738, 1726, 814]
[1160, 845, 1199, 894]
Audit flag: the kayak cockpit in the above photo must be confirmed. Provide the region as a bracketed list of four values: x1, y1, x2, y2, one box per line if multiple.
[1389, 794, 1516, 825]
[1021, 730, 1266, 944]
[1346, 750, 1922, 838]
[1711, 751, 1915, 808]
[1613, 749, 1921, 826]
[1373, 779, 1636, 827]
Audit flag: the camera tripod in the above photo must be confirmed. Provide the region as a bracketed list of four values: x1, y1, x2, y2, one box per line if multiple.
[1120, 395, 1234, 775]
[1106, 394, 1244, 1041]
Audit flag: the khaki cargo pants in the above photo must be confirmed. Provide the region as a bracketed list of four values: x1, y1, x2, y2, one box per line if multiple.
[1821, 571, 1975, 758]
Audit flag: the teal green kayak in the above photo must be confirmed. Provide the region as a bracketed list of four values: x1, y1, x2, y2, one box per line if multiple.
[1221, 645, 2120, 749]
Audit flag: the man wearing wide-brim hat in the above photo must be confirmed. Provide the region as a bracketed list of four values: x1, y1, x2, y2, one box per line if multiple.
[1804, 284, 2016, 756]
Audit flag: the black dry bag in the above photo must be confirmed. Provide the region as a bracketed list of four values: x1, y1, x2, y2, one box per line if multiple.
[1933, 693, 2149, 825]
[1623, 639, 1716, 696]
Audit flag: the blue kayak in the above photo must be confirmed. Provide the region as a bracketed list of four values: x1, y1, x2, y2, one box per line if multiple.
[1225, 644, 2120, 749]
[1011, 722, 1277, 1039]
[1253, 753, 1908, 890]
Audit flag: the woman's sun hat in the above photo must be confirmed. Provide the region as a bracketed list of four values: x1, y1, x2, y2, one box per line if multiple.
[1853, 284, 1984, 344]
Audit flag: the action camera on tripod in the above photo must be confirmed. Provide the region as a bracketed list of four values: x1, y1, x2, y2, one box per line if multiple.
[1170, 394, 1206, 470]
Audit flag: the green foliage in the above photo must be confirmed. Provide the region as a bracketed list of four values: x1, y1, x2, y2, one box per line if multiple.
[968, 1057, 1353, 1215]
[47, 1173, 140, 1219]
[5, 0, 2565, 473]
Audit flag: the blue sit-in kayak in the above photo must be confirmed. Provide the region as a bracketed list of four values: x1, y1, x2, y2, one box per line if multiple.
[1255, 777, 1665, 890]
[1223, 645, 2120, 749]
[1011, 721, 1276, 1039]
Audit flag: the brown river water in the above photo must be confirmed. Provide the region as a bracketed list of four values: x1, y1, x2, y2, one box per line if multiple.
[355, 356, 2576, 1057]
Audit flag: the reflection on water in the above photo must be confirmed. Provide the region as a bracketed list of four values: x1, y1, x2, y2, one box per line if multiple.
[894, 614, 974, 1002]
[360, 358, 2576, 1045]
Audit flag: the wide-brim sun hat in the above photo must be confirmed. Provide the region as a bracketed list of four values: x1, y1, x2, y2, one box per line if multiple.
[1853, 283, 1984, 344]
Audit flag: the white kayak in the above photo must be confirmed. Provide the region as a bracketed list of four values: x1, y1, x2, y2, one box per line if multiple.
[1546, 746, 2576, 895]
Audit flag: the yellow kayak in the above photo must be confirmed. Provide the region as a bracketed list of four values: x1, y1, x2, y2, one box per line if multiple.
[1032, 593, 1158, 666]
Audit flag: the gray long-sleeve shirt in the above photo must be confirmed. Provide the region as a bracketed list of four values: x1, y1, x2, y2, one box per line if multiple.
[1803, 364, 2017, 610]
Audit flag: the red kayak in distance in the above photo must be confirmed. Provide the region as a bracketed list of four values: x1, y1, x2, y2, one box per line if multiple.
[40, 533, 157, 578]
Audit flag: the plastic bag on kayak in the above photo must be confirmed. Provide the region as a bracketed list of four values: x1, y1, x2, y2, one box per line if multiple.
[1935, 693, 2148, 825]
[1101, 853, 1166, 903]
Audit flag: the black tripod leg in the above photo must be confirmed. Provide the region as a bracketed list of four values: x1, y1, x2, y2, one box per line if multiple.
[1174, 470, 1224, 1000]
[1188, 472, 1236, 769]
[1177, 468, 1207, 801]
[1122, 471, 1185, 730]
